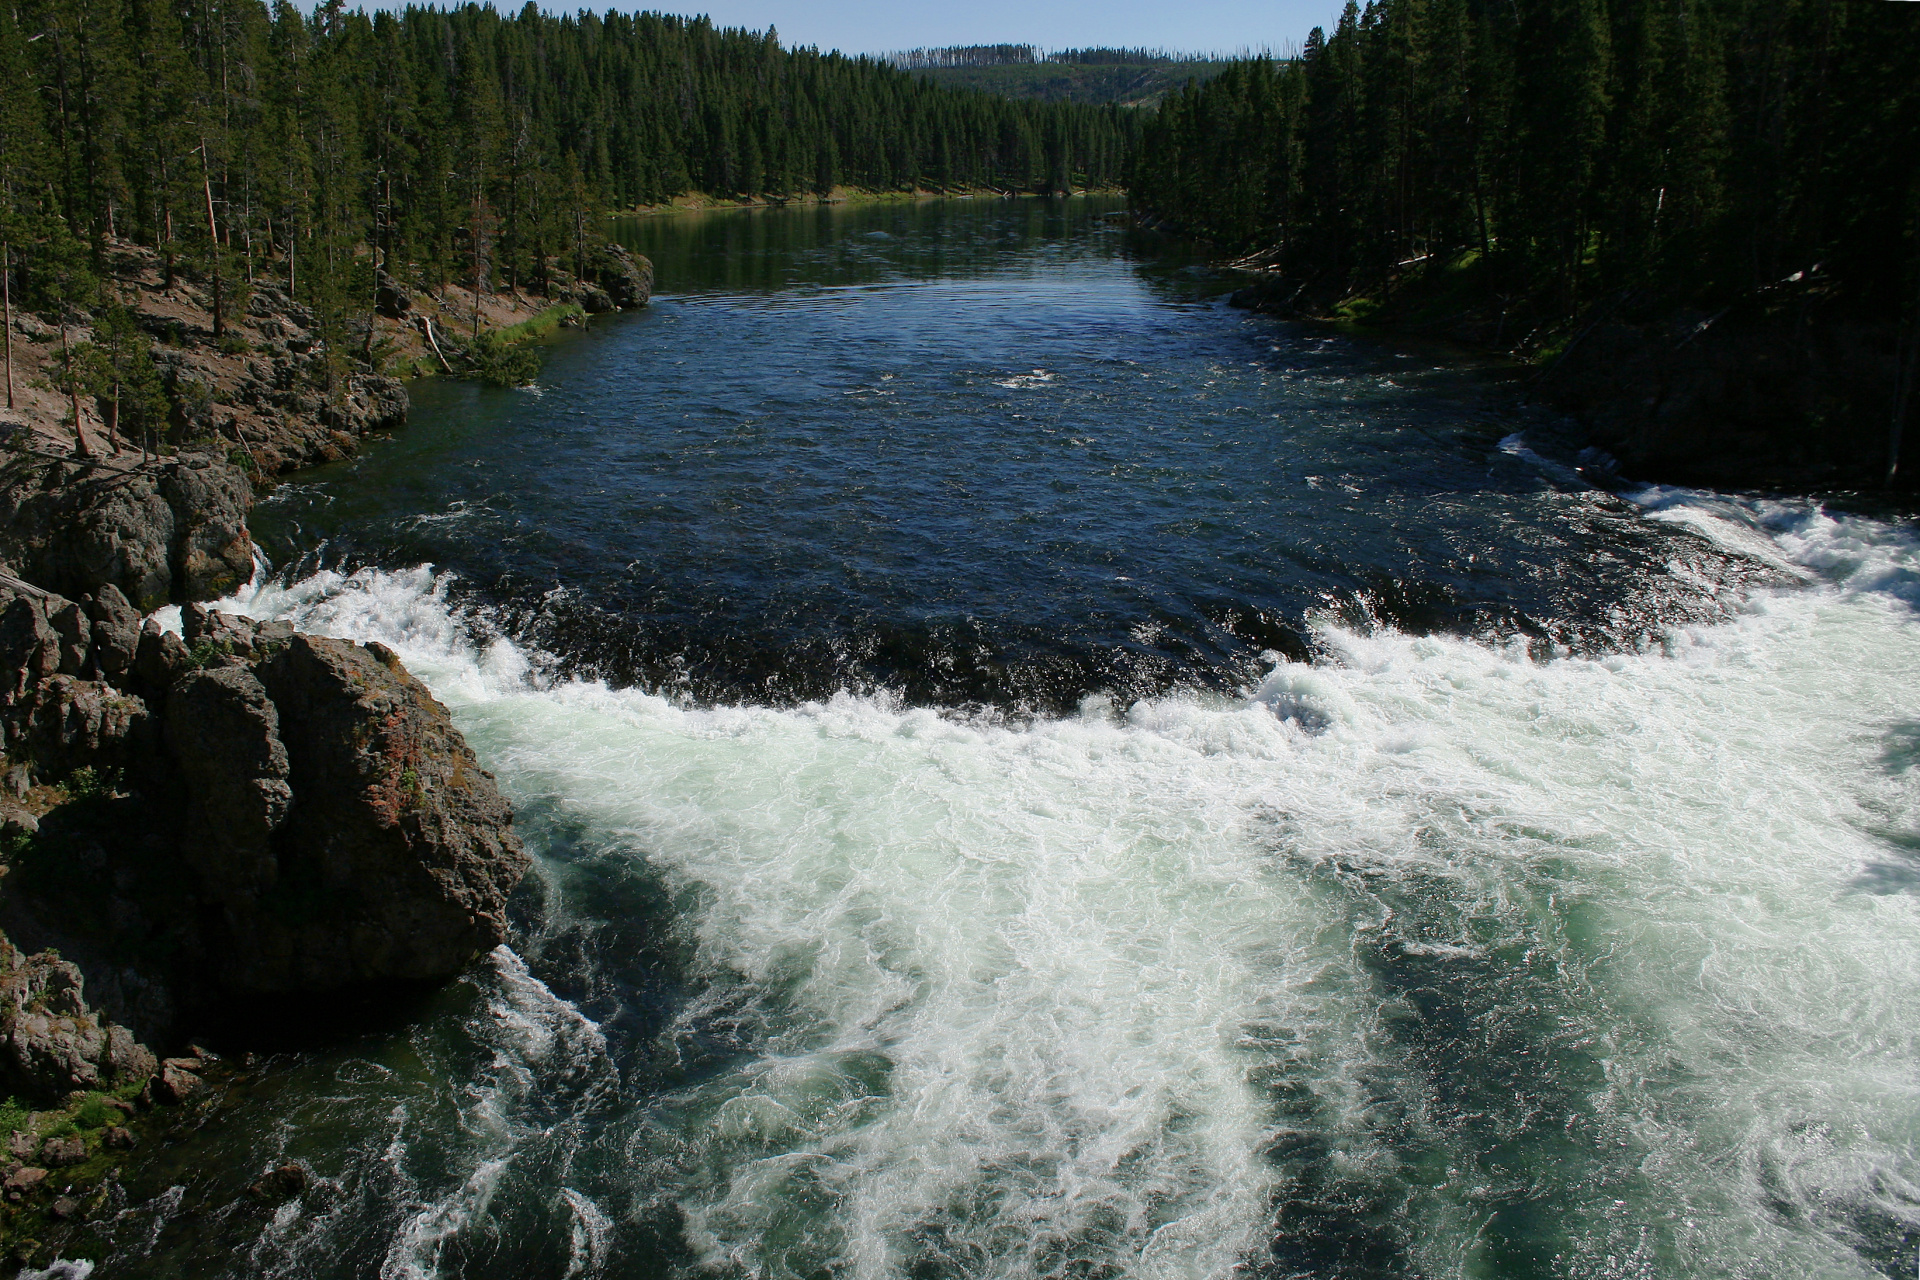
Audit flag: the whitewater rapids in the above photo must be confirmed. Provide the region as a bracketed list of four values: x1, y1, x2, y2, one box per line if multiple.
[171, 491, 1920, 1280]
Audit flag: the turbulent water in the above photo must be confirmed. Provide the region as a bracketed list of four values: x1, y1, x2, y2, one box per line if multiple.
[70, 198, 1920, 1279]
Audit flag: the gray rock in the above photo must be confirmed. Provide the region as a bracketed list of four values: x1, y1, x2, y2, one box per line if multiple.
[222, 634, 529, 991]
[46, 602, 89, 677]
[104, 1025, 155, 1082]
[39, 1135, 83, 1168]
[0, 454, 253, 611]
[5, 1165, 45, 1193]
[134, 619, 190, 691]
[167, 666, 291, 900]
[87, 585, 141, 680]
[343, 374, 408, 435]
[585, 244, 653, 310]
[0, 944, 155, 1101]
[0, 801, 37, 838]
[1, 675, 152, 780]
[0, 594, 59, 700]
[157, 456, 254, 603]
[180, 604, 291, 665]
[374, 273, 413, 319]
[152, 1059, 201, 1103]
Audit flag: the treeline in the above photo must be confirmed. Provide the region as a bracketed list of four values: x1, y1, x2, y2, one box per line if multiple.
[890, 45, 1226, 70]
[0, 2, 1139, 328]
[891, 45, 1042, 69]
[1131, 0, 1920, 325]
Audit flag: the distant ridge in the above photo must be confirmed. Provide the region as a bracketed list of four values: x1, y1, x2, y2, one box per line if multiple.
[887, 45, 1257, 105]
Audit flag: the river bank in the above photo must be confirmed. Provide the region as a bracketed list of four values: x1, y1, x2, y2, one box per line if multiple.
[617, 184, 1124, 216]
[1221, 257, 1912, 496]
[0, 231, 647, 1262]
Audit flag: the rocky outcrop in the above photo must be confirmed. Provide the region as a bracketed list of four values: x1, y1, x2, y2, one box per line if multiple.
[0, 583, 526, 1026]
[0, 453, 253, 611]
[4, 675, 154, 780]
[211, 632, 529, 990]
[555, 244, 653, 314]
[0, 940, 156, 1103]
[588, 243, 653, 310]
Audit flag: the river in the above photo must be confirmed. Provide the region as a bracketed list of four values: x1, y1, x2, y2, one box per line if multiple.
[78, 196, 1920, 1279]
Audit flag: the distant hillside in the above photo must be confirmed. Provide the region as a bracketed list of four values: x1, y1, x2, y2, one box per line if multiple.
[889, 46, 1237, 105]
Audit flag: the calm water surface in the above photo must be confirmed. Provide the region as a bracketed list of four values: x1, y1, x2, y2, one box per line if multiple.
[71, 198, 1920, 1280]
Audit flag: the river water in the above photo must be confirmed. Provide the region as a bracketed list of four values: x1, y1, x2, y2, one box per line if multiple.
[78, 197, 1920, 1278]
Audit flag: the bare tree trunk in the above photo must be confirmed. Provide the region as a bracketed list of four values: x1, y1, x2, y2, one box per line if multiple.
[59, 323, 92, 459]
[200, 140, 224, 338]
[421, 314, 454, 373]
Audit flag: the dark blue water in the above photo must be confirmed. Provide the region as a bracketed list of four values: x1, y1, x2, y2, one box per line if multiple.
[255, 196, 1773, 713]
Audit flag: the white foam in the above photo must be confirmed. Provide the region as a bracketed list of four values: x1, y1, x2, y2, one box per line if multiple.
[210, 493, 1920, 1277]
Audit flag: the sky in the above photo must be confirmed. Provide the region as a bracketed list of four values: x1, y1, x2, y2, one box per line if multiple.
[683, 0, 1348, 57]
[324, 0, 1351, 59]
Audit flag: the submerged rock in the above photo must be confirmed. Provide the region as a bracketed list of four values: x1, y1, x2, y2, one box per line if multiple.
[246, 1162, 307, 1203]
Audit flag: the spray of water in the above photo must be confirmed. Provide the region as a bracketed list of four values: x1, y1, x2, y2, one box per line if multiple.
[158, 495, 1920, 1279]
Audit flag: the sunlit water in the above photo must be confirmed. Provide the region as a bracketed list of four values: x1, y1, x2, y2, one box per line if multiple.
[66, 199, 1920, 1279]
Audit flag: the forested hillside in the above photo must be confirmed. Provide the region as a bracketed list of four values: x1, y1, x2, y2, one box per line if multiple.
[1130, 0, 1920, 484]
[1132, 0, 1918, 328]
[0, 2, 1138, 327]
[892, 45, 1232, 105]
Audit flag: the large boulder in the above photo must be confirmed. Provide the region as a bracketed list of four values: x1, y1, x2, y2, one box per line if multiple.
[167, 666, 292, 901]
[157, 455, 255, 601]
[0, 453, 253, 611]
[373, 272, 413, 320]
[585, 244, 653, 310]
[338, 374, 408, 435]
[0, 590, 61, 700]
[173, 634, 529, 992]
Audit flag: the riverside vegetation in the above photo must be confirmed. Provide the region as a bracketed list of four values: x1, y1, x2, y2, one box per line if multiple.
[1130, 0, 1920, 489]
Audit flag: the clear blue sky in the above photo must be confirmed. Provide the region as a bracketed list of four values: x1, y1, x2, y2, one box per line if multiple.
[688, 0, 1346, 57]
[323, 1, 1351, 58]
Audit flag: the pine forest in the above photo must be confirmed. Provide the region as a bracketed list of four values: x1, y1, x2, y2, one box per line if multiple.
[0, 2, 1139, 327]
[1131, 0, 1920, 335]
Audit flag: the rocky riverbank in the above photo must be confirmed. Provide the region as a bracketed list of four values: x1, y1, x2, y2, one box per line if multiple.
[0, 235, 652, 1268]
[1225, 271, 1911, 493]
[0, 237, 651, 474]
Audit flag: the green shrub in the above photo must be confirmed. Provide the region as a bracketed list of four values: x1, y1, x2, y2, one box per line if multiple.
[470, 332, 542, 387]
[72, 1094, 116, 1130]
[64, 766, 117, 801]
